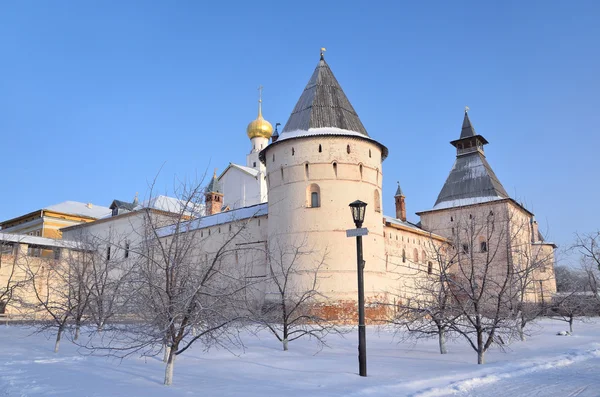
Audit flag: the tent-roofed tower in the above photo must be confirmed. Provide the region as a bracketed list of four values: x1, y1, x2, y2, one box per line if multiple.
[432, 109, 509, 210]
[260, 51, 389, 317]
[281, 52, 369, 136]
[263, 50, 388, 158]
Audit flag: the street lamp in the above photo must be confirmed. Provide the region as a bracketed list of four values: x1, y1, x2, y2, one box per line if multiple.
[348, 199, 367, 377]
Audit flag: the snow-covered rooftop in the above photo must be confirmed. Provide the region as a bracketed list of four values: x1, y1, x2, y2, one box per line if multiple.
[431, 195, 506, 211]
[278, 127, 368, 142]
[138, 195, 204, 216]
[157, 203, 267, 238]
[0, 232, 80, 249]
[383, 215, 446, 240]
[220, 163, 259, 179]
[44, 201, 111, 219]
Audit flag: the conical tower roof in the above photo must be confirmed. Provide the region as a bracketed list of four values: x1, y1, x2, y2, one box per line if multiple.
[260, 53, 388, 162]
[395, 181, 404, 197]
[460, 111, 477, 139]
[206, 170, 222, 194]
[433, 111, 508, 210]
[281, 55, 368, 136]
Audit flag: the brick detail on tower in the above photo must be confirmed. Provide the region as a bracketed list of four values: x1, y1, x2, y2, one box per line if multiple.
[395, 195, 406, 222]
[205, 192, 223, 216]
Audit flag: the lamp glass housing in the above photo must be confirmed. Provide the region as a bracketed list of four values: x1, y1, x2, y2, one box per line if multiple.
[349, 200, 367, 227]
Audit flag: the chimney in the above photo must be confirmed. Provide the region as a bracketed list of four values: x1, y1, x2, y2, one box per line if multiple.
[394, 182, 406, 222]
[531, 217, 539, 243]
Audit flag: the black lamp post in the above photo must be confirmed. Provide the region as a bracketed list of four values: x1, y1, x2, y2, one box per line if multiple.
[349, 199, 367, 377]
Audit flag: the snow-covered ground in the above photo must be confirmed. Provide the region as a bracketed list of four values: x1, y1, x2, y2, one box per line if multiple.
[1, 319, 599, 396]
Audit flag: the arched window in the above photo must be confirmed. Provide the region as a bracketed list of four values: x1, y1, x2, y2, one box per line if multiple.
[307, 184, 321, 208]
[305, 163, 309, 179]
[374, 190, 381, 213]
[369, 149, 372, 158]
[272, 153, 275, 162]
[280, 167, 284, 180]
[402, 249, 406, 263]
[359, 164, 363, 180]
[333, 162, 338, 178]
[414, 248, 419, 263]
[347, 144, 351, 154]
[318, 144, 322, 153]
[292, 147, 295, 156]
[428, 262, 433, 275]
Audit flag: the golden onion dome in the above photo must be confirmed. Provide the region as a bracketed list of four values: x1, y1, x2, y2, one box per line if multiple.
[246, 88, 273, 139]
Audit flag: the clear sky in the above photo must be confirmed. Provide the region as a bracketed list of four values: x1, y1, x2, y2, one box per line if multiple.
[1, 1, 598, 263]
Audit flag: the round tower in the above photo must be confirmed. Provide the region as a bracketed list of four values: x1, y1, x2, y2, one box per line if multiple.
[260, 53, 389, 320]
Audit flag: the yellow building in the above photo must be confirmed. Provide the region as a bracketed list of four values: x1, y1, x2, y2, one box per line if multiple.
[0, 201, 111, 239]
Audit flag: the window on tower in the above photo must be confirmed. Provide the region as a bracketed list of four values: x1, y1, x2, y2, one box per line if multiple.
[307, 184, 321, 208]
[374, 190, 381, 213]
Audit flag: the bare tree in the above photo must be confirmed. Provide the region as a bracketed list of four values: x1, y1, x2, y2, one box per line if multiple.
[0, 238, 31, 317]
[572, 231, 600, 272]
[388, 239, 458, 355]
[26, 252, 85, 352]
[547, 291, 594, 333]
[509, 234, 555, 341]
[86, 179, 259, 386]
[572, 231, 600, 305]
[77, 231, 134, 333]
[442, 207, 525, 364]
[250, 236, 335, 351]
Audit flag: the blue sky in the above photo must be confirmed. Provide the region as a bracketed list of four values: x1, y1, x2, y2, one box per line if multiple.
[1, 1, 598, 263]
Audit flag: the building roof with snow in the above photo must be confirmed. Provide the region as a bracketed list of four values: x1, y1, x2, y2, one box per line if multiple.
[157, 203, 268, 238]
[43, 201, 111, 219]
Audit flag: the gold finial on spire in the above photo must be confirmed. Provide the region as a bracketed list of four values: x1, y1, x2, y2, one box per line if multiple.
[213, 168, 218, 178]
[320, 47, 326, 59]
[247, 85, 273, 139]
[465, 106, 470, 114]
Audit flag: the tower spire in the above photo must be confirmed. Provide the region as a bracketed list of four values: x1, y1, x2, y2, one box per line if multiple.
[257, 85, 263, 118]
[432, 109, 509, 210]
[394, 181, 404, 197]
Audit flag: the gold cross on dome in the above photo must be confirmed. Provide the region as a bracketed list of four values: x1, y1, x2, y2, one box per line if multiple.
[465, 106, 470, 113]
[258, 85, 263, 103]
